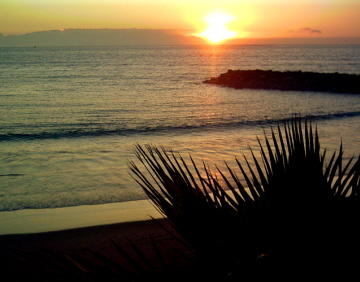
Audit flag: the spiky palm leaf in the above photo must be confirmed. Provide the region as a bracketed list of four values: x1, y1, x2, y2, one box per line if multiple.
[129, 117, 360, 278]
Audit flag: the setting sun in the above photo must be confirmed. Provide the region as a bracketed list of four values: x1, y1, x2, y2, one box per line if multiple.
[199, 13, 237, 43]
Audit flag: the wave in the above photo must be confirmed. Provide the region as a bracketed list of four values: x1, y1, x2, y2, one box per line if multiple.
[1, 111, 360, 142]
[0, 189, 148, 212]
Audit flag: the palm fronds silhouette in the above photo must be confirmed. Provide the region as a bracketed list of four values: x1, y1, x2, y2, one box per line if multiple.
[129, 117, 360, 279]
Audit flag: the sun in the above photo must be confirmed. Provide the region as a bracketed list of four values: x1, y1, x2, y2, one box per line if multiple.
[199, 13, 236, 44]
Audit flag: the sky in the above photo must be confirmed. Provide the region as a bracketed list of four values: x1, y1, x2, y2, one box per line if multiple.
[1, 0, 359, 43]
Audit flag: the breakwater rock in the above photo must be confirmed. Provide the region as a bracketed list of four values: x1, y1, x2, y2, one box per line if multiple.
[203, 69, 360, 94]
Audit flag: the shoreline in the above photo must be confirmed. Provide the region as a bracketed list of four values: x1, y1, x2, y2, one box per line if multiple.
[0, 199, 162, 235]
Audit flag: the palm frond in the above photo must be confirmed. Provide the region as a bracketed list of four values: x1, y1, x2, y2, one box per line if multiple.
[129, 117, 360, 277]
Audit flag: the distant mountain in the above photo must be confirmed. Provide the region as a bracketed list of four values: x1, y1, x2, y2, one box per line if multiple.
[226, 37, 360, 45]
[2, 29, 358, 47]
[0, 29, 206, 47]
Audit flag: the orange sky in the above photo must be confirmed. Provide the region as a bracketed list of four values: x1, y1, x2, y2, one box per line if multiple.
[1, 0, 359, 42]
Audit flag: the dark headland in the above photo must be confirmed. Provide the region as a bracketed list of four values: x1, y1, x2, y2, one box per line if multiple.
[204, 69, 360, 94]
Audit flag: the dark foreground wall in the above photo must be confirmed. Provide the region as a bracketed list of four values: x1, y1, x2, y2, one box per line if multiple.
[204, 69, 360, 94]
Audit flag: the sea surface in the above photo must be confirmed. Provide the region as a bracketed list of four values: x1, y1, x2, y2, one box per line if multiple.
[1, 44, 360, 215]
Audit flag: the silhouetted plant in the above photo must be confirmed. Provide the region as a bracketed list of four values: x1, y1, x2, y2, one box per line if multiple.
[129, 117, 360, 279]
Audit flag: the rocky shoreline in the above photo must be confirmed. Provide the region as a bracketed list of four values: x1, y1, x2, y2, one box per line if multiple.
[203, 69, 360, 94]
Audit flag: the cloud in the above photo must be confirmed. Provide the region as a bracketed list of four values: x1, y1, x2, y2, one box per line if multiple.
[289, 27, 322, 35]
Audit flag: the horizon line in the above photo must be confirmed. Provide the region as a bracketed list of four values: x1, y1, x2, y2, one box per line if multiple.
[1, 28, 360, 39]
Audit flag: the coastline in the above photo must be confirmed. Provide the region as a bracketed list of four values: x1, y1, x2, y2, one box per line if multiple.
[0, 199, 162, 235]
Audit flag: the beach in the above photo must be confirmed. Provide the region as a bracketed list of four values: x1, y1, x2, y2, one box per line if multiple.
[1, 45, 359, 280]
[0, 218, 194, 281]
[0, 200, 163, 235]
[2, 0, 360, 279]
[0, 200, 177, 280]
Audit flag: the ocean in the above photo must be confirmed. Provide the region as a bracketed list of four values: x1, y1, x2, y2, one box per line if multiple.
[1, 44, 360, 233]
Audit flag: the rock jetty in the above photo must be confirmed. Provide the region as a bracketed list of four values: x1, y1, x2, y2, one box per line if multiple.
[203, 69, 360, 94]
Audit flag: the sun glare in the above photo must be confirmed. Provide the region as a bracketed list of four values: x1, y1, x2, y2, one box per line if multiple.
[199, 13, 236, 44]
